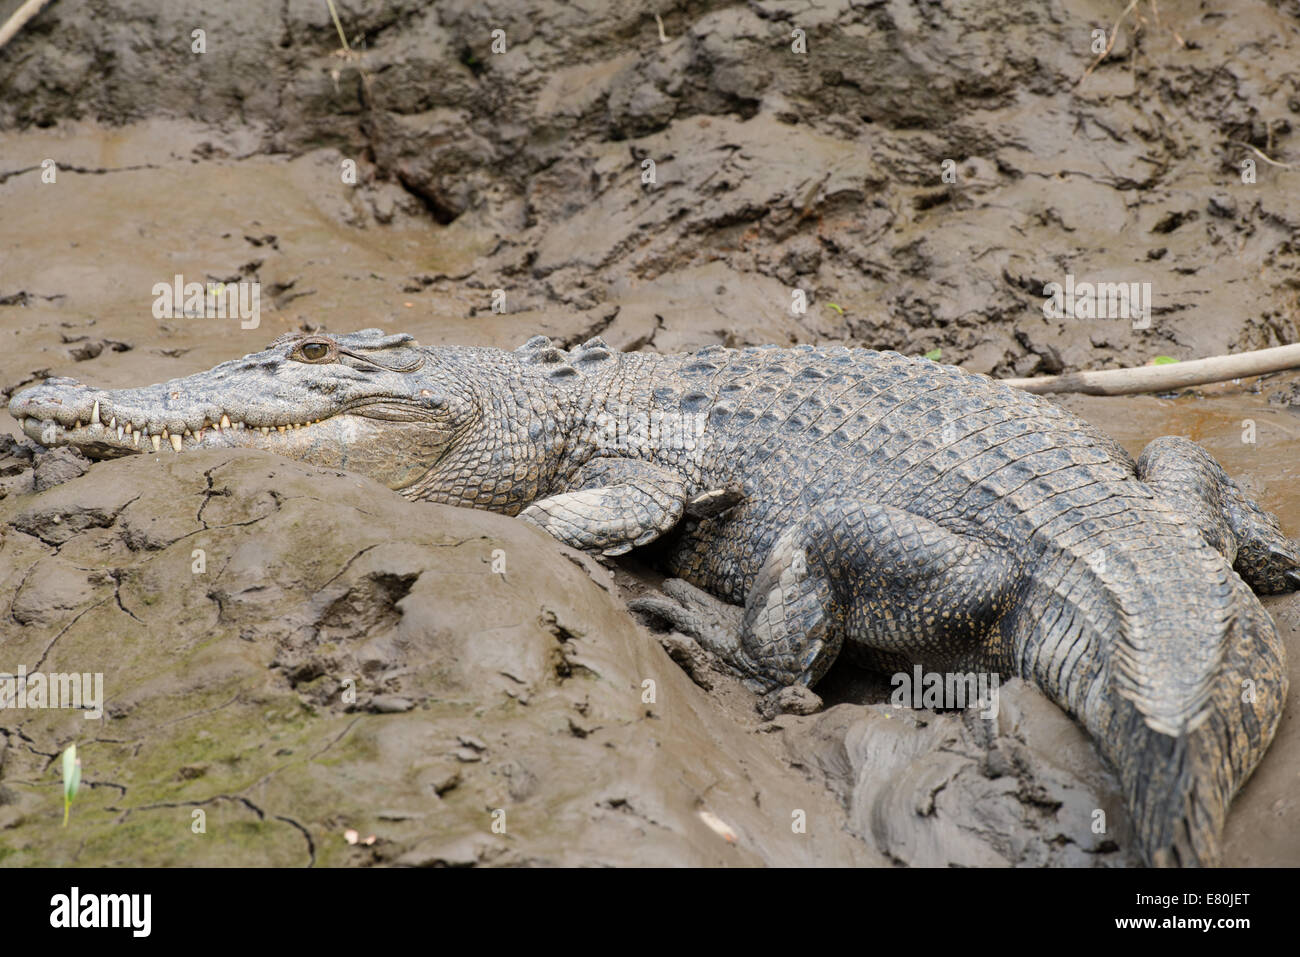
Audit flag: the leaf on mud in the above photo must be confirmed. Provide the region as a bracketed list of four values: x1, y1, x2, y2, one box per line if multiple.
[62, 746, 82, 800]
[1149, 356, 1180, 365]
[61, 745, 81, 827]
[923, 348, 942, 361]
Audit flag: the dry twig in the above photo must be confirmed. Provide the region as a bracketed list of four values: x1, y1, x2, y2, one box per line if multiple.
[0, 0, 55, 53]
[1002, 343, 1300, 395]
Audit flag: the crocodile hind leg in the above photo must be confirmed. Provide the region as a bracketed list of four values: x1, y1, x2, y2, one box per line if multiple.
[632, 500, 1017, 692]
[1137, 436, 1300, 593]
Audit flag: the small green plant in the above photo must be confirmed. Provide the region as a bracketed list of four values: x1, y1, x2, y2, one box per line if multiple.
[61, 744, 81, 827]
[923, 348, 942, 361]
[1150, 355, 1179, 365]
[826, 302, 845, 315]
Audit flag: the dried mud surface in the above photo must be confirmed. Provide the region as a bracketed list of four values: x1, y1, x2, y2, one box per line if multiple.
[0, 0, 1298, 866]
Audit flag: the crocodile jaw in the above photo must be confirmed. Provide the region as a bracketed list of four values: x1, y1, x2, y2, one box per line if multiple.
[10, 379, 454, 491]
[15, 399, 345, 456]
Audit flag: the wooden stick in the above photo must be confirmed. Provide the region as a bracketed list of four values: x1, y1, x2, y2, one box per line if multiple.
[1226, 139, 1295, 171]
[1079, 0, 1140, 83]
[0, 0, 55, 53]
[1001, 343, 1300, 395]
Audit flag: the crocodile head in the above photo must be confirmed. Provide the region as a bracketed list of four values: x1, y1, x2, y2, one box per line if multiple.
[8, 329, 481, 493]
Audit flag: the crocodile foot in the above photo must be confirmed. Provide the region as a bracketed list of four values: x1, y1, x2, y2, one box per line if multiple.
[629, 578, 745, 660]
[1270, 545, 1300, 591]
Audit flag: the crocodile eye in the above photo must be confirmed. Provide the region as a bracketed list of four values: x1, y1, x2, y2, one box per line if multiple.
[298, 340, 332, 362]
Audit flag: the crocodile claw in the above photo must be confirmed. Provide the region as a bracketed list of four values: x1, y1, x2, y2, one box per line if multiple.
[628, 578, 745, 657]
[685, 484, 744, 519]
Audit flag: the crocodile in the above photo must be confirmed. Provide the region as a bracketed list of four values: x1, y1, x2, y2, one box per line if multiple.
[9, 328, 1298, 866]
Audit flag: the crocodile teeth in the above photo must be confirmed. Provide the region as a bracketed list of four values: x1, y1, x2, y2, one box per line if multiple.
[74, 420, 82, 429]
[124, 422, 132, 434]
[220, 414, 231, 429]
[260, 426, 269, 435]
[170, 434, 183, 452]
[161, 428, 169, 439]
[91, 401, 101, 425]
[117, 425, 124, 440]
[132, 432, 140, 447]
[109, 416, 116, 430]
[277, 425, 286, 433]
[151, 434, 161, 452]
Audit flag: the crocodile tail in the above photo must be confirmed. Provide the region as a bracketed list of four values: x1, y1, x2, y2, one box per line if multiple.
[1117, 577, 1286, 866]
[1009, 530, 1287, 866]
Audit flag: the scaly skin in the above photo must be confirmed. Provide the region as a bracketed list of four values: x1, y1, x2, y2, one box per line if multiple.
[10, 329, 1298, 866]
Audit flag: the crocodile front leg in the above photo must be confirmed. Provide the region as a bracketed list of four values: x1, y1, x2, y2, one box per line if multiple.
[636, 500, 1018, 691]
[520, 458, 691, 556]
